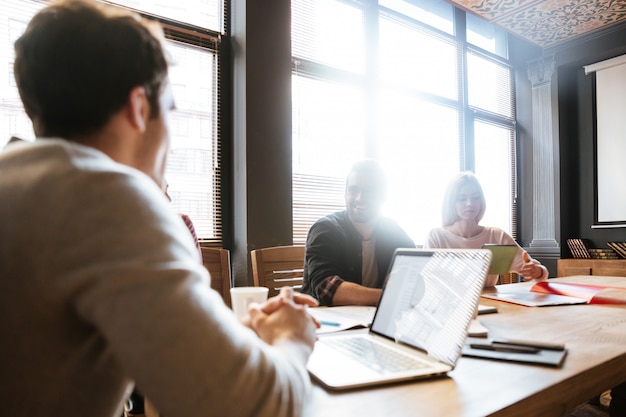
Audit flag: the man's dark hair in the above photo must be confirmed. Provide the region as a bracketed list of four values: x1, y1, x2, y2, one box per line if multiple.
[13, 0, 168, 139]
[347, 159, 387, 192]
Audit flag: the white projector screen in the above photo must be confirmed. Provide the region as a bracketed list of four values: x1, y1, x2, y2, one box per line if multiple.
[586, 55, 626, 227]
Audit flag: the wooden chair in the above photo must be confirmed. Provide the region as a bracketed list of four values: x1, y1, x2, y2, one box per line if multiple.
[201, 247, 232, 308]
[499, 272, 519, 285]
[250, 246, 305, 297]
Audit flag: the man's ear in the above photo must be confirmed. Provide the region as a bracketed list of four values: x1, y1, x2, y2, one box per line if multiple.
[127, 86, 150, 133]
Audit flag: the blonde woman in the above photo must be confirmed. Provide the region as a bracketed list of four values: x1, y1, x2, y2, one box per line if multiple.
[424, 171, 548, 287]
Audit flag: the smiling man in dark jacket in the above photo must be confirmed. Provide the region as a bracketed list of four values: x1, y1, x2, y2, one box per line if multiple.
[302, 159, 415, 306]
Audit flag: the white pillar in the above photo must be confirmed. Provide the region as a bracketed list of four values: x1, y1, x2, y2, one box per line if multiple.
[527, 56, 559, 249]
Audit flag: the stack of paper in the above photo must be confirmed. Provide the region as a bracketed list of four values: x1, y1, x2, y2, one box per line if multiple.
[481, 281, 626, 306]
[307, 306, 376, 334]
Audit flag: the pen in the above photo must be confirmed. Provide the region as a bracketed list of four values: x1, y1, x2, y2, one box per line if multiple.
[319, 320, 341, 327]
[469, 343, 540, 354]
[491, 338, 565, 351]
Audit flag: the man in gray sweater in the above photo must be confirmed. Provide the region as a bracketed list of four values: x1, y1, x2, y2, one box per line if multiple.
[0, 1, 318, 416]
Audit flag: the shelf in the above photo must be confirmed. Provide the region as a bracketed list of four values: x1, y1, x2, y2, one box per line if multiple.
[557, 259, 626, 278]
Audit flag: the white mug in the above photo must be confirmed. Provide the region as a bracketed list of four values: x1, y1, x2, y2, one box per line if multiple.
[230, 287, 269, 320]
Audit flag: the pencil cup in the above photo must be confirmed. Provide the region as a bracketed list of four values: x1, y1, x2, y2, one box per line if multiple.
[230, 287, 269, 320]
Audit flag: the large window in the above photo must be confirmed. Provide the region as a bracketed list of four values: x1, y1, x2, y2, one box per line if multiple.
[0, 0, 225, 244]
[292, 0, 516, 246]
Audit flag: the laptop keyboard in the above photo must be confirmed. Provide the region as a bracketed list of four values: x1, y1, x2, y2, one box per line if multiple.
[324, 336, 429, 374]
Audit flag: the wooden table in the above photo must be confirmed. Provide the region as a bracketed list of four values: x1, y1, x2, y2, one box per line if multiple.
[304, 276, 626, 417]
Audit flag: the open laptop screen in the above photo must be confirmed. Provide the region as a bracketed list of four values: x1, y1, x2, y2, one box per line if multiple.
[370, 249, 491, 366]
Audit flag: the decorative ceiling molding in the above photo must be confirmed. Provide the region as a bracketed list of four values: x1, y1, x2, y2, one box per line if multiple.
[447, 0, 626, 48]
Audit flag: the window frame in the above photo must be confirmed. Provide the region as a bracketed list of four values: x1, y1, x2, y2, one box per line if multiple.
[291, 0, 518, 245]
[0, 0, 228, 246]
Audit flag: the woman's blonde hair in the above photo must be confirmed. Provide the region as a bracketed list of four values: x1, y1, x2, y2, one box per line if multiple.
[441, 171, 486, 226]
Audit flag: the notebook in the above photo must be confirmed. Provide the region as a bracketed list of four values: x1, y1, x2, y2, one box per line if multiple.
[462, 337, 568, 367]
[307, 248, 492, 390]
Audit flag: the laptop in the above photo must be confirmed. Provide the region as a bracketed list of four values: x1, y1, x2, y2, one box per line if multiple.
[307, 248, 492, 390]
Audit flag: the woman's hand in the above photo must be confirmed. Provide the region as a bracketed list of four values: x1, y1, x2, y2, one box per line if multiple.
[519, 251, 547, 281]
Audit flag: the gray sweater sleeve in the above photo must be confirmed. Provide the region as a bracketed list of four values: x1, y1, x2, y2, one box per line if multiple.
[65, 170, 311, 416]
[1, 141, 310, 417]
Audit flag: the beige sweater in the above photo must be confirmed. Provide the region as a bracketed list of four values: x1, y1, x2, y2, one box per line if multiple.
[425, 226, 547, 287]
[0, 140, 310, 417]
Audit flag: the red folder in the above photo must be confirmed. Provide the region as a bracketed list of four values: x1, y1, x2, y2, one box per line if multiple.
[531, 281, 626, 304]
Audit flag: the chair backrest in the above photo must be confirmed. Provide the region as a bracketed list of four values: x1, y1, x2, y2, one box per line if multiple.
[201, 247, 232, 308]
[499, 272, 519, 285]
[250, 245, 305, 297]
